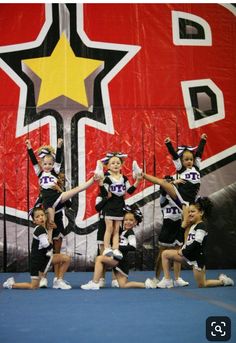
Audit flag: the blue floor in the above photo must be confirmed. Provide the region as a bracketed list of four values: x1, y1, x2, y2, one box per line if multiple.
[0, 269, 236, 343]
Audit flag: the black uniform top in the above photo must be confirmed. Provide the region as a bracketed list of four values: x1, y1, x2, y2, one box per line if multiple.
[181, 222, 208, 262]
[100, 174, 137, 218]
[113, 228, 136, 276]
[31, 225, 53, 259]
[27, 147, 62, 189]
[165, 138, 206, 202]
[160, 189, 182, 222]
[118, 228, 136, 256]
[27, 147, 63, 208]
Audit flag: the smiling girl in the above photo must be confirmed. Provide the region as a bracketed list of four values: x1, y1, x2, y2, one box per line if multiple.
[97, 152, 142, 260]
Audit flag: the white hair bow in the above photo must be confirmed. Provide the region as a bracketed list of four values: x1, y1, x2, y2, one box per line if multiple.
[177, 145, 197, 157]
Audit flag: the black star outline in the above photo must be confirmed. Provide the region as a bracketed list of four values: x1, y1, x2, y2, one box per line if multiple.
[0, 4, 127, 129]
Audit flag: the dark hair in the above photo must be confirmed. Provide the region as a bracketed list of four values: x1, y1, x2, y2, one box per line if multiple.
[178, 149, 196, 165]
[163, 175, 174, 182]
[123, 204, 143, 225]
[192, 197, 213, 219]
[31, 207, 45, 220]
[177, 145, 197, 158]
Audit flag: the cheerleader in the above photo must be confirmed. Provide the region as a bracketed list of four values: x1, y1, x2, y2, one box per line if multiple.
[157, 197, 234, 288]
[26, 138, 64, 229]
[3, 208, 71, 290]
[153, 176, 189, 287]
[81, 206, 156, 289]
[25, 139, 98, 228]
[135, 134, 207, 210]
[30, 172, 73, 288]
[164, 133, 207, 204]
[96, 152, 142, 260]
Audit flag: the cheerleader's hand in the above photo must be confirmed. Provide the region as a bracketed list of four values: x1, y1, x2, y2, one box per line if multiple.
[201, 133, 207, 140]
[94, 160, 104, 180]
[164, 137, 171, 144]
[132, 161, 142, 179]
[57, 138, 63, 148]
[137, 173, 143, 181]
[25, 139, 32, 149]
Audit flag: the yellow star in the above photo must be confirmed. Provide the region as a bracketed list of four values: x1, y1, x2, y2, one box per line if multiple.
[22, 33, 104, 108]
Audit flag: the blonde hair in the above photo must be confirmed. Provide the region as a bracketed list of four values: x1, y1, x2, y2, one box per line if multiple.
[38, 145, 55, 155]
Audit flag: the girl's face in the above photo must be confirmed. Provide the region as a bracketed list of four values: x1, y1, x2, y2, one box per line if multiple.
[108, 156, 122, 173]
[182, 151, 194, 169]
[188, 204, 203, 224]
[41, 155, 54, 172]
[33, 209, 47, 226]
[123, 213, 137, 230]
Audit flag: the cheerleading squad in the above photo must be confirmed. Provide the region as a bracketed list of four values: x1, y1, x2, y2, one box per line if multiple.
[3, 134, 234, 290]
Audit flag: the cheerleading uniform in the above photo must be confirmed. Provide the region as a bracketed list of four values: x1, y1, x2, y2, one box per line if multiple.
[113, 228, 136, 277]
[30, 225, 53, 279]
[100, 174, 137, 220]
[165, 138, 206, 203]
[158, 188, 184, 247]
[181, 221, 208, 270]
[27, 147, 62, 209]
[30, 194, 72, 240]
[95, 195, 108, 244]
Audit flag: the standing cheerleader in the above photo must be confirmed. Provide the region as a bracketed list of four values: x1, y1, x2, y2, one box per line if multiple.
[153, 176, 189, 287]
[96, 152, 142, 260]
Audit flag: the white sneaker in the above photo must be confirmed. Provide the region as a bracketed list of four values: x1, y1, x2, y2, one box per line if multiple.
[3, 277, 15, 289]
[132, 160, 142, 179]
[157, 277, 174, 289]
[99, 278, 105, 288]
[113, 249, 123, 260]
[81, 280, 100, 290]
[55, 278, 70, 285]
[53, 278, 72, 290]
[103, 248, 113, 257]
[174, 277, 189, 287]
[53, 277, 68, 287]
[39, 277, 48, 288]
[219, 274, 234, 286]
[152, 277, 160, 287]
[94, 160, 104, 179]
[111, 279, 119, 288]
[145, 278, 156, 289]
